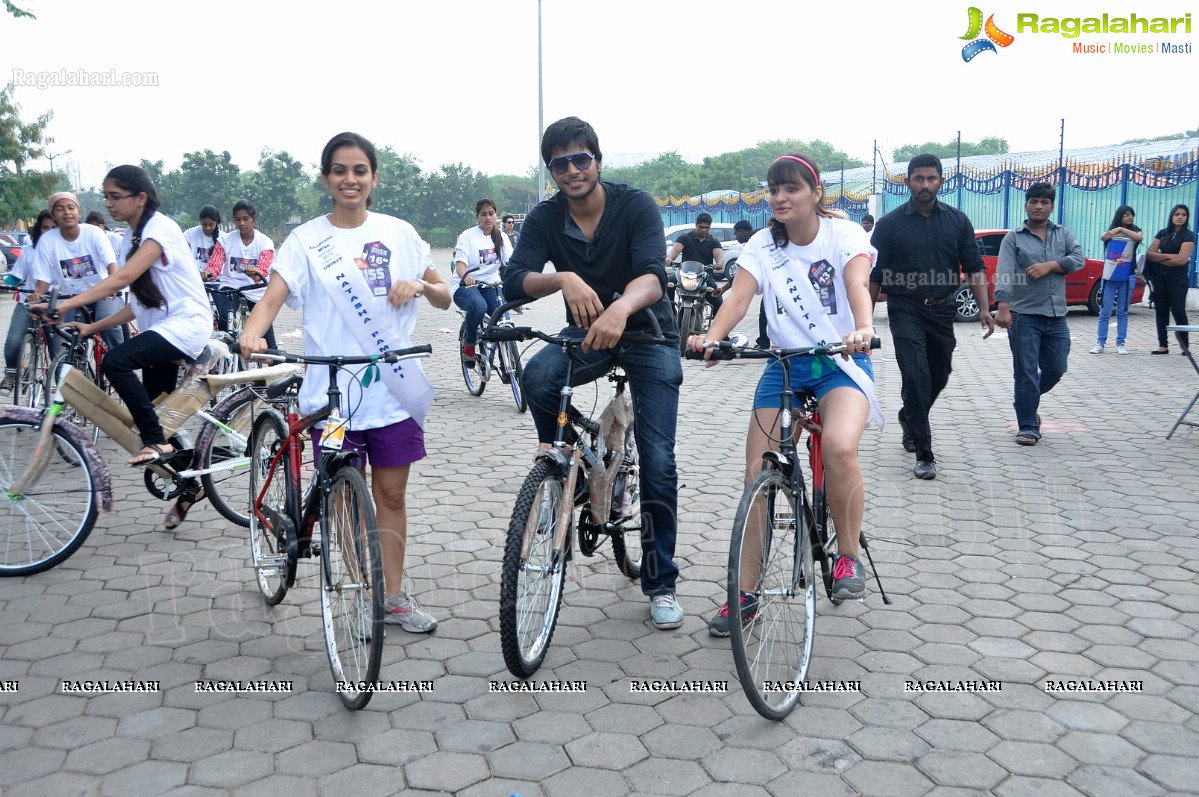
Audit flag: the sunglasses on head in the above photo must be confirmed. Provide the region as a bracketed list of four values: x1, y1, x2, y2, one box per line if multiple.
[548, 151, 595, 175]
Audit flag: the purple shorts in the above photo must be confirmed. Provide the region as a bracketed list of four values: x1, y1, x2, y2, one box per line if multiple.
[312, 418, 425, 469]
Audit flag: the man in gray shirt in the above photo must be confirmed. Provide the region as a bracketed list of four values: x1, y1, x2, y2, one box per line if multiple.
[994, 182, 1084, 446]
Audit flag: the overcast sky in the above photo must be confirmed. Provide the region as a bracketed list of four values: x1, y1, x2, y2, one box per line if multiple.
[6, 0, 1197, 190]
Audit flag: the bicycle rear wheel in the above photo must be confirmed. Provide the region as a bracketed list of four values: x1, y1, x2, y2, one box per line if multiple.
[498, 340, 527, 413]
[320, 466, 383, 711]
[200, 387, 265, 527]
[247, 410, 292, 604]
[459, 322, 486, 396]
[0, 417, 99, 576]
[499, 460, 568, 678]
[608, 424, 642, 580]
[728, 468, 815, 720]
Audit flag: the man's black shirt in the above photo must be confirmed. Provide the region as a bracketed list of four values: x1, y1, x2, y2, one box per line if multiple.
[870, 199, 984, 300]
[676, 230, 722, 266]
[503, 181, 677, 341]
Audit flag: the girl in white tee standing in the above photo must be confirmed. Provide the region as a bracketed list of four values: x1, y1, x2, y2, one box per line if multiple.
[690, 154, 880, 632]
[240, 132, 451, 634]
[205, 200, 277, 348]
[184, 205, 223, 279]
[452, 198, 512, 364]
[32, 191, 125, 354]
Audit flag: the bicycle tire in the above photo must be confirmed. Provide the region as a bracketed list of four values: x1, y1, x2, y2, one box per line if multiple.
[0, 417, 99, 576]
[499, 459, 568, 678]
[677, 307, 696, 355]
[14, 331, 42, 408]
[728, 468, 815, 720]
[45, 347, 101, 445]
[248, 410, 292, 604]
[608, 423, 642, 580]
[459, 322, 486, 396]
[199, 387, 266, 527]
[504, 341, 527, 413]
[320, 465, 384, 711]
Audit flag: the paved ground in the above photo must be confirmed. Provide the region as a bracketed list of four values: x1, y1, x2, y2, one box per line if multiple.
[1, 266, 1197, 796]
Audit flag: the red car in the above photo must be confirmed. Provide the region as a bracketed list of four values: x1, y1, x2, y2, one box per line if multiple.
[952, 229, 1146, 322]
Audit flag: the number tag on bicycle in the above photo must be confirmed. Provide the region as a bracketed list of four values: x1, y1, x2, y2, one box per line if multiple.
[323, 413, 348, 451]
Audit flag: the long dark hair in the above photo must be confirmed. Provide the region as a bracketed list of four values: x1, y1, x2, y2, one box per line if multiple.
[106, 165, 166, 309]
[1165, 203, 1191, 235]
[199, 205, 221, 248]
[30, 210, 55, 247]
[767, 153, 834, 248]
[1108, 205, 1135, 230]
[475, 198, 503, 261]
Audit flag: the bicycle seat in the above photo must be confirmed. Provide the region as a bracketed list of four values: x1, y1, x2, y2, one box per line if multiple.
[266, 373, 303, 400]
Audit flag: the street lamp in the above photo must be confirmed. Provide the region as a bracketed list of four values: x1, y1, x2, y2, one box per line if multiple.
[46, 149, 73, 180]
[536, 0, 545, 203]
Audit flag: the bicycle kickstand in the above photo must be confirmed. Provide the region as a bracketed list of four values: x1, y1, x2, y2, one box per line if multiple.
[859, 535, 893, 606]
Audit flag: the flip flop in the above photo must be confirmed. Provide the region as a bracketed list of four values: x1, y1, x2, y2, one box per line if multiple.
[1016, 433, 1039, 446]
[128, 443, 176, 467]
[164, 488, 205, 531]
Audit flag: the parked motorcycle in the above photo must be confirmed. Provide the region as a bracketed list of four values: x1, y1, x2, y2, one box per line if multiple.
[668, 260, 717, 355]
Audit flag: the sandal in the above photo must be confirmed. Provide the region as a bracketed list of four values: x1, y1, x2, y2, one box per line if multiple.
[128, 443, 176, 467]
[1016, 433, 1039, 446]
[164, 488, 205, 531]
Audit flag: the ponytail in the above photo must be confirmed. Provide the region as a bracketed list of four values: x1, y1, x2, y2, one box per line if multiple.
[107, 165, 167, 310]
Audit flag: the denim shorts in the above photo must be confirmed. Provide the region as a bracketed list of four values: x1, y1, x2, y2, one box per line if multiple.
[312, 418, 426, 469]
[752, 353, 874, 410]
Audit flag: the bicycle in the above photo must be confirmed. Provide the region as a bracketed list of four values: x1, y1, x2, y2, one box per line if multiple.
[205, 283, 262, 371]
[482, 301, 662, 678]
[688, 336, 890, 720]
[0, 291, 302, 576]
[457, 279, 526, 412]
[245, 344, 432, 710]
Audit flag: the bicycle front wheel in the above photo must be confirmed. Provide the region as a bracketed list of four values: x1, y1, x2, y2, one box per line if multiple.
[728, 468, 815, 720]
[200, 387, 266, 527]
[501, 341, 527, 413]
[499, 460, 567, 678]
[0, 418, 99, 576]
[320, 466, 383, 711]
[247, 410, 292, 604]
[459, 322, 486, 396]
[13, 331, 40, 408]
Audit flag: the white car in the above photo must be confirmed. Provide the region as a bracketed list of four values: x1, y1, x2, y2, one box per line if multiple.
[664, 223, 742, 280]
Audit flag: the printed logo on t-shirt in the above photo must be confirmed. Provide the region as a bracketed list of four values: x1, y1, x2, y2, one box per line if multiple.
[61, 255, 98, 281]
[808, 260, 838, 314]
[477, 247, 500, 267]
[195, 246, 213, 264]
[230, 256, 257, 273]
[360, 241, 393, 297]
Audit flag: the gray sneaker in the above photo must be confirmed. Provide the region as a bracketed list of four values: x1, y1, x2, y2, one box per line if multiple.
[0, 374, 14, 394]
[650, 594, 684, 630]
[383, 591, 438, 633]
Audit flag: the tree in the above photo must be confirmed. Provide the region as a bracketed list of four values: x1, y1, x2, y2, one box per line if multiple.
[892, 137, 1009, 163]
[489, 173, 538, 217]
[242, 149, 307, 242]
[166, 149, 241, 227]
[417, 163, 491, 243]
[0, 82, 54, 225]
[369, 147, 425, 223]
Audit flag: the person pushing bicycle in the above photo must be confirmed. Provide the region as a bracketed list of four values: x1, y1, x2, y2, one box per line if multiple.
[689, 153, 882, 635]
[501, 117, 687, 631]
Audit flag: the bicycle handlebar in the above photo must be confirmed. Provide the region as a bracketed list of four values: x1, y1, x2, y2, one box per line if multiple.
[249, 344, 433, 366]
[205, 283, 263, 295]
[684, 335, 882, 361]
[484, 291, 666, 347]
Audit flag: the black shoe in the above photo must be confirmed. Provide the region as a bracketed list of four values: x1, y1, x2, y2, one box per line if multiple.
[913, 460, 937, 480]
[898, 415, 916, 453]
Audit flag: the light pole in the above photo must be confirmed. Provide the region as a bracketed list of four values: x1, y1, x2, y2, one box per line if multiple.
[46, 149, 73, 183]
[536, 0, 546, 202]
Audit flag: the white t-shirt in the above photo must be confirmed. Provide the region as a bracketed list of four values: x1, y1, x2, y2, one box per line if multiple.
[450, 226, 512, 292]
[736, 218, 876, 348]
[10, 245, 37, 285]
[214, 229, 274, 301]
[273, 212, 434, 430]
[117, 212, 212, 359]
[183, 225, 219, 272]
[32, 225, 116, 295]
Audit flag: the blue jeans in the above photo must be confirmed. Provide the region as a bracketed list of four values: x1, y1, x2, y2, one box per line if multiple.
[4, 303, 32, 373]
[214, 292, 276, 349]
[1096, 278, 1131, 347]
[453, 284, 498, 345]
[1008, 313, 1070, 438]
[523, 331, 684, 596]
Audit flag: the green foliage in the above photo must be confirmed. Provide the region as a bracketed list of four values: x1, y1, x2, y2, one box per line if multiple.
[4, 1, 35, 19]
[0, 83, 55, 225]
[241, 149, 307, 241]
[369, 147, 425, 223]
[489, 173, 539, 218]
[891, 137, 1009, 163]
[1120, 128, 1199, 144]
[417, 163, 492, 237]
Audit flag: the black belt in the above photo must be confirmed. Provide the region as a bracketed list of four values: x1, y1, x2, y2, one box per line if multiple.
[921, 297, 948, 306]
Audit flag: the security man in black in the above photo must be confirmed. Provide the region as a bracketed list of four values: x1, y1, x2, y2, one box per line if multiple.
[868, 154, 994, 480]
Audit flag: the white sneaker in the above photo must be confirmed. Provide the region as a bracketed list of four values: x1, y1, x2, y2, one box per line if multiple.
[1116, 346, 1128, 355]
[383, 591, 438, 633]
[1088, 345, 1104, 354]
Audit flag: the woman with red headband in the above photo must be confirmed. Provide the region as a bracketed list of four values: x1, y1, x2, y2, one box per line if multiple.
[689, 153, 880, 636]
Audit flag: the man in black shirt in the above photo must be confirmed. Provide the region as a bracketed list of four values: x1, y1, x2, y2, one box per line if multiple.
[503, 117, 686, 630]
[869, 154, 995, 480]
[666, 213, 724, 316]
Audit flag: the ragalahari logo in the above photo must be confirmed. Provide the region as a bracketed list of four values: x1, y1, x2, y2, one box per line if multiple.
[960, 7, 1015, 61]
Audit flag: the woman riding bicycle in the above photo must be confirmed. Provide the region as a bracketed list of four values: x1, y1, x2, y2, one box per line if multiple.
[30, 191, 126, 355]
[206, 199, 277, 348]
[689, 154, 882, 634]
[185, 205, 223, 279]
[452, 198, 512, 366]
[240, 131, 450, 634]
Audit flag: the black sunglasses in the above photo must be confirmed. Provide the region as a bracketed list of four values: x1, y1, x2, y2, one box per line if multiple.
[548, 152, 595, 175]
